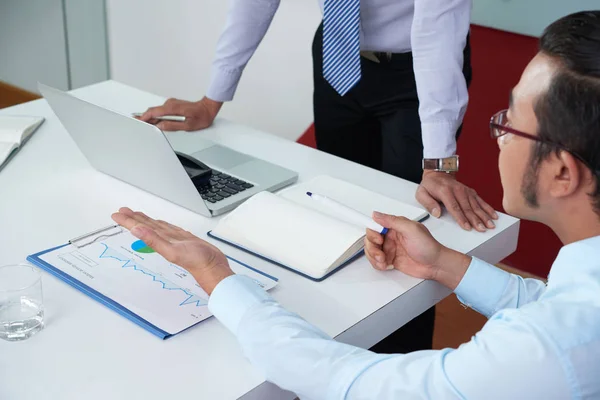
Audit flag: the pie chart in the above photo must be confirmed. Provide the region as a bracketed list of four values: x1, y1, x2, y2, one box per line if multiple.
[131, 240, 155, 254]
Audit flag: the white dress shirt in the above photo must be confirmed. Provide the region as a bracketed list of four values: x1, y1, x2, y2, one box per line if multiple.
[209, 235, 600, 399]
[206, 0, 471, 159]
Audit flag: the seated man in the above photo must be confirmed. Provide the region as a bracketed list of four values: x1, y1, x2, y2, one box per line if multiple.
[111, 11, 600, 399]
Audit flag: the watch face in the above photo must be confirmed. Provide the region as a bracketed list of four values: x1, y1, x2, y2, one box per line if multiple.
[442, 159, 455, 169]
[423, 156, 458, 171]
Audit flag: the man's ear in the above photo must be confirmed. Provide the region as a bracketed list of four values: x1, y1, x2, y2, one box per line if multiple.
[548, 150, 582, 199]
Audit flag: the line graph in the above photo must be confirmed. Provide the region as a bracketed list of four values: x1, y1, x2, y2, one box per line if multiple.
[98, 243, 207, 307]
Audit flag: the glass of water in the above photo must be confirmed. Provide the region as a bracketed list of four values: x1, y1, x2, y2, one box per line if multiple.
[0, 264, 45, 341]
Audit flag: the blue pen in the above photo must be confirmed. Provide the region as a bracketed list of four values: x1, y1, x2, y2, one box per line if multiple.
[306, 192, 389, 235]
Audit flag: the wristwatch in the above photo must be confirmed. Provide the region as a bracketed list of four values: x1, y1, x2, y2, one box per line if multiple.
[422, 155, 459, 173]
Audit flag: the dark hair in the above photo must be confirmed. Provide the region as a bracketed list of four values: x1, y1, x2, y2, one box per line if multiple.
[534, 10, 600, 214]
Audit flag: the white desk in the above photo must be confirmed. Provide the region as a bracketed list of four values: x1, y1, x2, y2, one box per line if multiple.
[0, 81, 519, 400]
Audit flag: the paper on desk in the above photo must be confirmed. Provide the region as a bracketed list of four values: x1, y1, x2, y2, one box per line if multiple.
[38, 230, 277, 335]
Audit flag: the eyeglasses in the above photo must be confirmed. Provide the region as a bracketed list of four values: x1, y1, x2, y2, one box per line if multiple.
[490, 109, 597, 174]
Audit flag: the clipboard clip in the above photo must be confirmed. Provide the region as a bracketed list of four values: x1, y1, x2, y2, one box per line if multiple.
[69, 225, 124, 248]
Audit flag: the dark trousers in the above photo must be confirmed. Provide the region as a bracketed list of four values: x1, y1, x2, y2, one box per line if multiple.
[312, 23, 472, 353]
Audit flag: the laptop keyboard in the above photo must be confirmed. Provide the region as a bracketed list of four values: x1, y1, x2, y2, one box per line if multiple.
[199, 170, 254, 204]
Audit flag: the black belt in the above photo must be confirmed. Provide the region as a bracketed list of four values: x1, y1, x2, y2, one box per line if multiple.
[360, 50, 412, 64]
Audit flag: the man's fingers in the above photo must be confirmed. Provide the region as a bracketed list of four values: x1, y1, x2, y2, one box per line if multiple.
[476, 195, 499, 221]
[141, 100, 183, 121]
[453, 188, 487, 232]
[372, 211, 414, 235]
[365, 250, 385, 270]
[118, 207, 135, 216]
[114, 209, 193, 242]
[364, 236, 385, 261]
[364, 242, 387, 270]
[115, 208, 173, 238]
[111, 211, 137, 231]
[140, 106, 164, 122]
[437, 189, 472, 231]
[415, 186, 442, 218]
[139, 101, 188, 131]
[364, 231, 387, 270]
[365, 228, 384, 246]
[468, 194, 496, 229]
[421, 173, 496, 232]
[111, 211, 152, 233]
[139, 109, 153, 122]
[126, 209, 162, 230]
[156, 121, 188, 132]
[112, 211, 176, 245]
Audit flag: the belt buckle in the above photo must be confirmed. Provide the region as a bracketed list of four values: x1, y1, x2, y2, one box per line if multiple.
[360, 51, 380, 63]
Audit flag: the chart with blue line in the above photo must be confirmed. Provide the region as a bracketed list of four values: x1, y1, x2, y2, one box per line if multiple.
[98, 243, 207, 307]
[39, 229, 277, 335]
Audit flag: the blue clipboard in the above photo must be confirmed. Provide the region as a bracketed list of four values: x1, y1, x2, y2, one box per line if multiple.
[27, 227, 278, 339]
[28, 244, 173, 339]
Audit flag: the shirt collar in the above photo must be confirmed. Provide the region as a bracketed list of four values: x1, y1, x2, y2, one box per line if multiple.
[547, 235, 600, 286]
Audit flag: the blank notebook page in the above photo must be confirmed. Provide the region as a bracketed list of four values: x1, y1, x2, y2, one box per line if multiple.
[0, 142, 14, 165]
[279, 175, 428, 222]
[0, 115, 42, 143]
[211, 191, 365, 276]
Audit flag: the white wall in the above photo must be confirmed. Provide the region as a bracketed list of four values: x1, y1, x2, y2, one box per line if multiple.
[0, 0, 69, 92]
[106, 0, 321, 141]
[0, 0, 109, 93]
[64, 0, 110, 89]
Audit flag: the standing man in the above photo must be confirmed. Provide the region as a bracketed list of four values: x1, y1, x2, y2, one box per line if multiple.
[140, 0, 497, 353]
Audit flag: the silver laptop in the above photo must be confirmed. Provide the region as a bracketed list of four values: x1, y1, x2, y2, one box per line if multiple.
[39, 83, 298, 217]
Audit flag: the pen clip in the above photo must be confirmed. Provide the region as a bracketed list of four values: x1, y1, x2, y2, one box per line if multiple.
[69, 225, 123, 248]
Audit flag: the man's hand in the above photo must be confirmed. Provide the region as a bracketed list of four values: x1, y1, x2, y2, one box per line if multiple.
[365, 212, 471, 290]
[416, 171, 498, 232]
[111, 207, 233, 295]
[138, 97, 223, 131]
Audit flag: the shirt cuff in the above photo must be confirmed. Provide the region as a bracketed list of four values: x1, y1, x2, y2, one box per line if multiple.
[208, 274, 271, 334]
[206, 66, 244, 102]
[421, 120, 459, 159]
[454, 257, 511, 317]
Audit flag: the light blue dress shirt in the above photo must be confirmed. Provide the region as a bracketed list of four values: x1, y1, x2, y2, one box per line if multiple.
[209, 235, 600, 399]
[207, 0, 471, 159]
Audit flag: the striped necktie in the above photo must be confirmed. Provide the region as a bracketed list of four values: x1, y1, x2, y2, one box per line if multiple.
[323, 0, 361, 96]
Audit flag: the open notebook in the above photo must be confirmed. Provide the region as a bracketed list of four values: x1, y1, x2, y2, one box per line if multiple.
[0, 115, 44, 170]
[209, 175, 429, 281]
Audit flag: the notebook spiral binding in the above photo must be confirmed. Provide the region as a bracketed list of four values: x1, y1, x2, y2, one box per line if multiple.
[69, 225, 124, 248]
